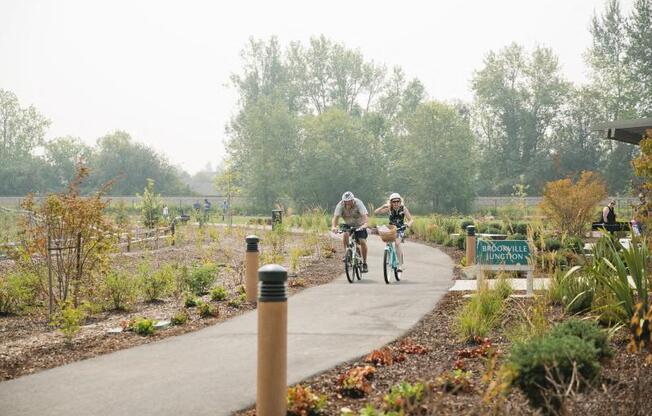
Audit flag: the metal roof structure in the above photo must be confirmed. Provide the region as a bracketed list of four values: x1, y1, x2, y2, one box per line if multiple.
[592, 117, 652, 145]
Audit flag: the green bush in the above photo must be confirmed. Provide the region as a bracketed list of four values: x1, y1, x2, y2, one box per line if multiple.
[171, 310, 189, 325]
[184, 293, 198, 307]
[549, 319, 612, 360]
[455, 234, 466, 250]
[494, 274, 513, 300]
[485, 226, 502, 235]
[562, 236, 584, 253]
[508, 233, 526, 241]
[0, 271, 38, 315]
[105, 271, 137, 310]
[186, 263, 219, 295]
[544, 238, 562, 251]
[141, 265, 174, 302]
[133, 317, 155, 335]
[547, 268, 594, 314]
[457, 286, 505, 340]
[508, 222, 529, 235]
[210, 285, 228, 301]
[460, 219, 474, 230]
[51, 301, 86, 341]
[510, 335, 601, 412]
[198, 301, 218, 318]
[383, 381, 425, 412]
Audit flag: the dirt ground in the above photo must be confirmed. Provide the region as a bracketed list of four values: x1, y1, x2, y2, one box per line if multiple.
[238, 290, 652, 415]
[0, 225, 343, 381]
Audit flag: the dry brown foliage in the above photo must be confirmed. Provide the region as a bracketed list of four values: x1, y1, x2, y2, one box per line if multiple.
[539, 171, 608, 236]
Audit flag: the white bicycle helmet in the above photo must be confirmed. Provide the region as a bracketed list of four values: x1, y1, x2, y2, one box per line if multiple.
[341, 191, 355, 202]
[389, 193, 402, 202]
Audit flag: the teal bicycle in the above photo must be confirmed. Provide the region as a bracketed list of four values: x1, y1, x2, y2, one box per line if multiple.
[379, 225, 405, 284]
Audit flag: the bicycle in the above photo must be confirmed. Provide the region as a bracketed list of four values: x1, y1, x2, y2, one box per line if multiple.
[338, 224, 363, 283]
[379, 225, 406, 284]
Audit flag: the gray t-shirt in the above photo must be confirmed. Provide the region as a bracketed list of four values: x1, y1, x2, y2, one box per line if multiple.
[334, 198, 368, 227]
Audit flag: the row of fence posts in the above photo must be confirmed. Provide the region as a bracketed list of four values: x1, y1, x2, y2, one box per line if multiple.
[244, 234, 289, 416]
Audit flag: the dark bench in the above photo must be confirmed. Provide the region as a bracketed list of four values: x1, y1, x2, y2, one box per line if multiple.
[591, 222, 630, 233]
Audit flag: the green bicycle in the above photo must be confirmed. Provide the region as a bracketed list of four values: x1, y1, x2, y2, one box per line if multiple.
[380, 225, 405, 284]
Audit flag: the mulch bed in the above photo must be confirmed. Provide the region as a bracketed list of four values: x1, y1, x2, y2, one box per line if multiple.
[0, 227, 343, 381]
[238, 291, 652, 416]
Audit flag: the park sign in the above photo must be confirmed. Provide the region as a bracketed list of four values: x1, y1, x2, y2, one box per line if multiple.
[476, 239, 531, 266]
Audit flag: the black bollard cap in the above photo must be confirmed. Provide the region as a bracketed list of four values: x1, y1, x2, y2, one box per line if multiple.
[258, 264, 287, 302]
[246, 235, 260, 252]
[466, 225, 476, 236]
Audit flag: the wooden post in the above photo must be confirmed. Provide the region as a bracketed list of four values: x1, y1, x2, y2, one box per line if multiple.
[47, 234, 53, 319]
[257, 265, 287, 416]
[466, 225, 476, 266]
[245, 235, 260, 303]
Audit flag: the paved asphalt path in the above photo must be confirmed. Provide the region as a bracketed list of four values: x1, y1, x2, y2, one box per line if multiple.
[0, 236, 453, 416]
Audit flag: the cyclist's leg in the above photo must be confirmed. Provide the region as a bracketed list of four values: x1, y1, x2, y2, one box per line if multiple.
[342, 232, 350, 261]
[395, 238, 404, 266]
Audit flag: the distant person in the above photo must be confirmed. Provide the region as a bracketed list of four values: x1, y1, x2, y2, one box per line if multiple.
[193, 201, 201, 212]
[602, 200, 617, 224]
[162, 204, 169, 220]
[203, 199, 212, 222]
[222, 199, 229, 221]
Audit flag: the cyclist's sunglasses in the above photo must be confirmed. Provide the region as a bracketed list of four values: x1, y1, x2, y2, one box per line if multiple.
[391, 199, 401, 203]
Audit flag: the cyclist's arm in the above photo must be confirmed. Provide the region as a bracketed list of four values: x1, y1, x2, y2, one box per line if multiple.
[374, 204, 389, 214]
[358, 213, 368, 230]
[404, 207, 414, 227]
[331, 214, 341, 232]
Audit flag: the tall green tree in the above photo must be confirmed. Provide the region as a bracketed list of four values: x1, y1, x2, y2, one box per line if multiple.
[400, 102, 476, 212]
[587, 0, 639, 192]
[0, 89, 50, 194]
[471, 44, 570, 194]
[625, 0, 652, 115]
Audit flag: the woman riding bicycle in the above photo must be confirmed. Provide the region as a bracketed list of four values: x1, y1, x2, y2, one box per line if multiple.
[374, 193, 413, 272]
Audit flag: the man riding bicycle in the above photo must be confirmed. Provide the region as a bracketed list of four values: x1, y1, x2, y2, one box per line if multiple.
[374, 193, 413, 272]
[331, 191, 369, 273]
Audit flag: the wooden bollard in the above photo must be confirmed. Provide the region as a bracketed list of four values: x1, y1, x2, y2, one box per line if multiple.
[257, 264, 287, 416]
[466, 225, 476, 266]
[245, 235, 260, 303]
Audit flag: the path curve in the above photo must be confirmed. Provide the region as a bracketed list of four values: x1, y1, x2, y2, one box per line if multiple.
[0, 236, 453, 416]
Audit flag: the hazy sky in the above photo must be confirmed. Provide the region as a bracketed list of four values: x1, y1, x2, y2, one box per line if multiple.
[0, 0, 635, 174]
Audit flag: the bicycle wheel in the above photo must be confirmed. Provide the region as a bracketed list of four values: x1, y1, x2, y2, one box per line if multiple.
[383, 248, 391, 284]
[344, 248, 355, 283]
[355, 245, 362, 280]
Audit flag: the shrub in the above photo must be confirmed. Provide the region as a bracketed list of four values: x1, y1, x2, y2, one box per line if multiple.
[562, 236, 584, 253]
[141, 265, 174, 302]
[337, 366, 375, 397]
[494, 273, 513, 300]
[543, 238, 561, 251]
[287, 385, 326, 416]
[210, 285, 228, 301]
[547, 268, 594, 314]
[539, 171, 607, 237]
[435, 369, 474, 393]
[508, 222, 529, 235]
[508, 233, 526, 241]
[455, 234, 466, 250]
[382, 382, 425, 412]
[509, 335, 601, 412]
[133, 317, 155, 336]
[186, 263, 219, 295]
[139, 179, 162, 228]
[549, 319, 612, 361]
[105, 271, 137, 311]
[51, 300, 85, 341]
[198, 301, 218, 318]
[227, 296, 243, 308]
[171, 310, 189, 326]
[457, 286, 505, 340]
[184, 293, 198, 308]
[460, 219, 474, 230]
[0, 271, 38, 315]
